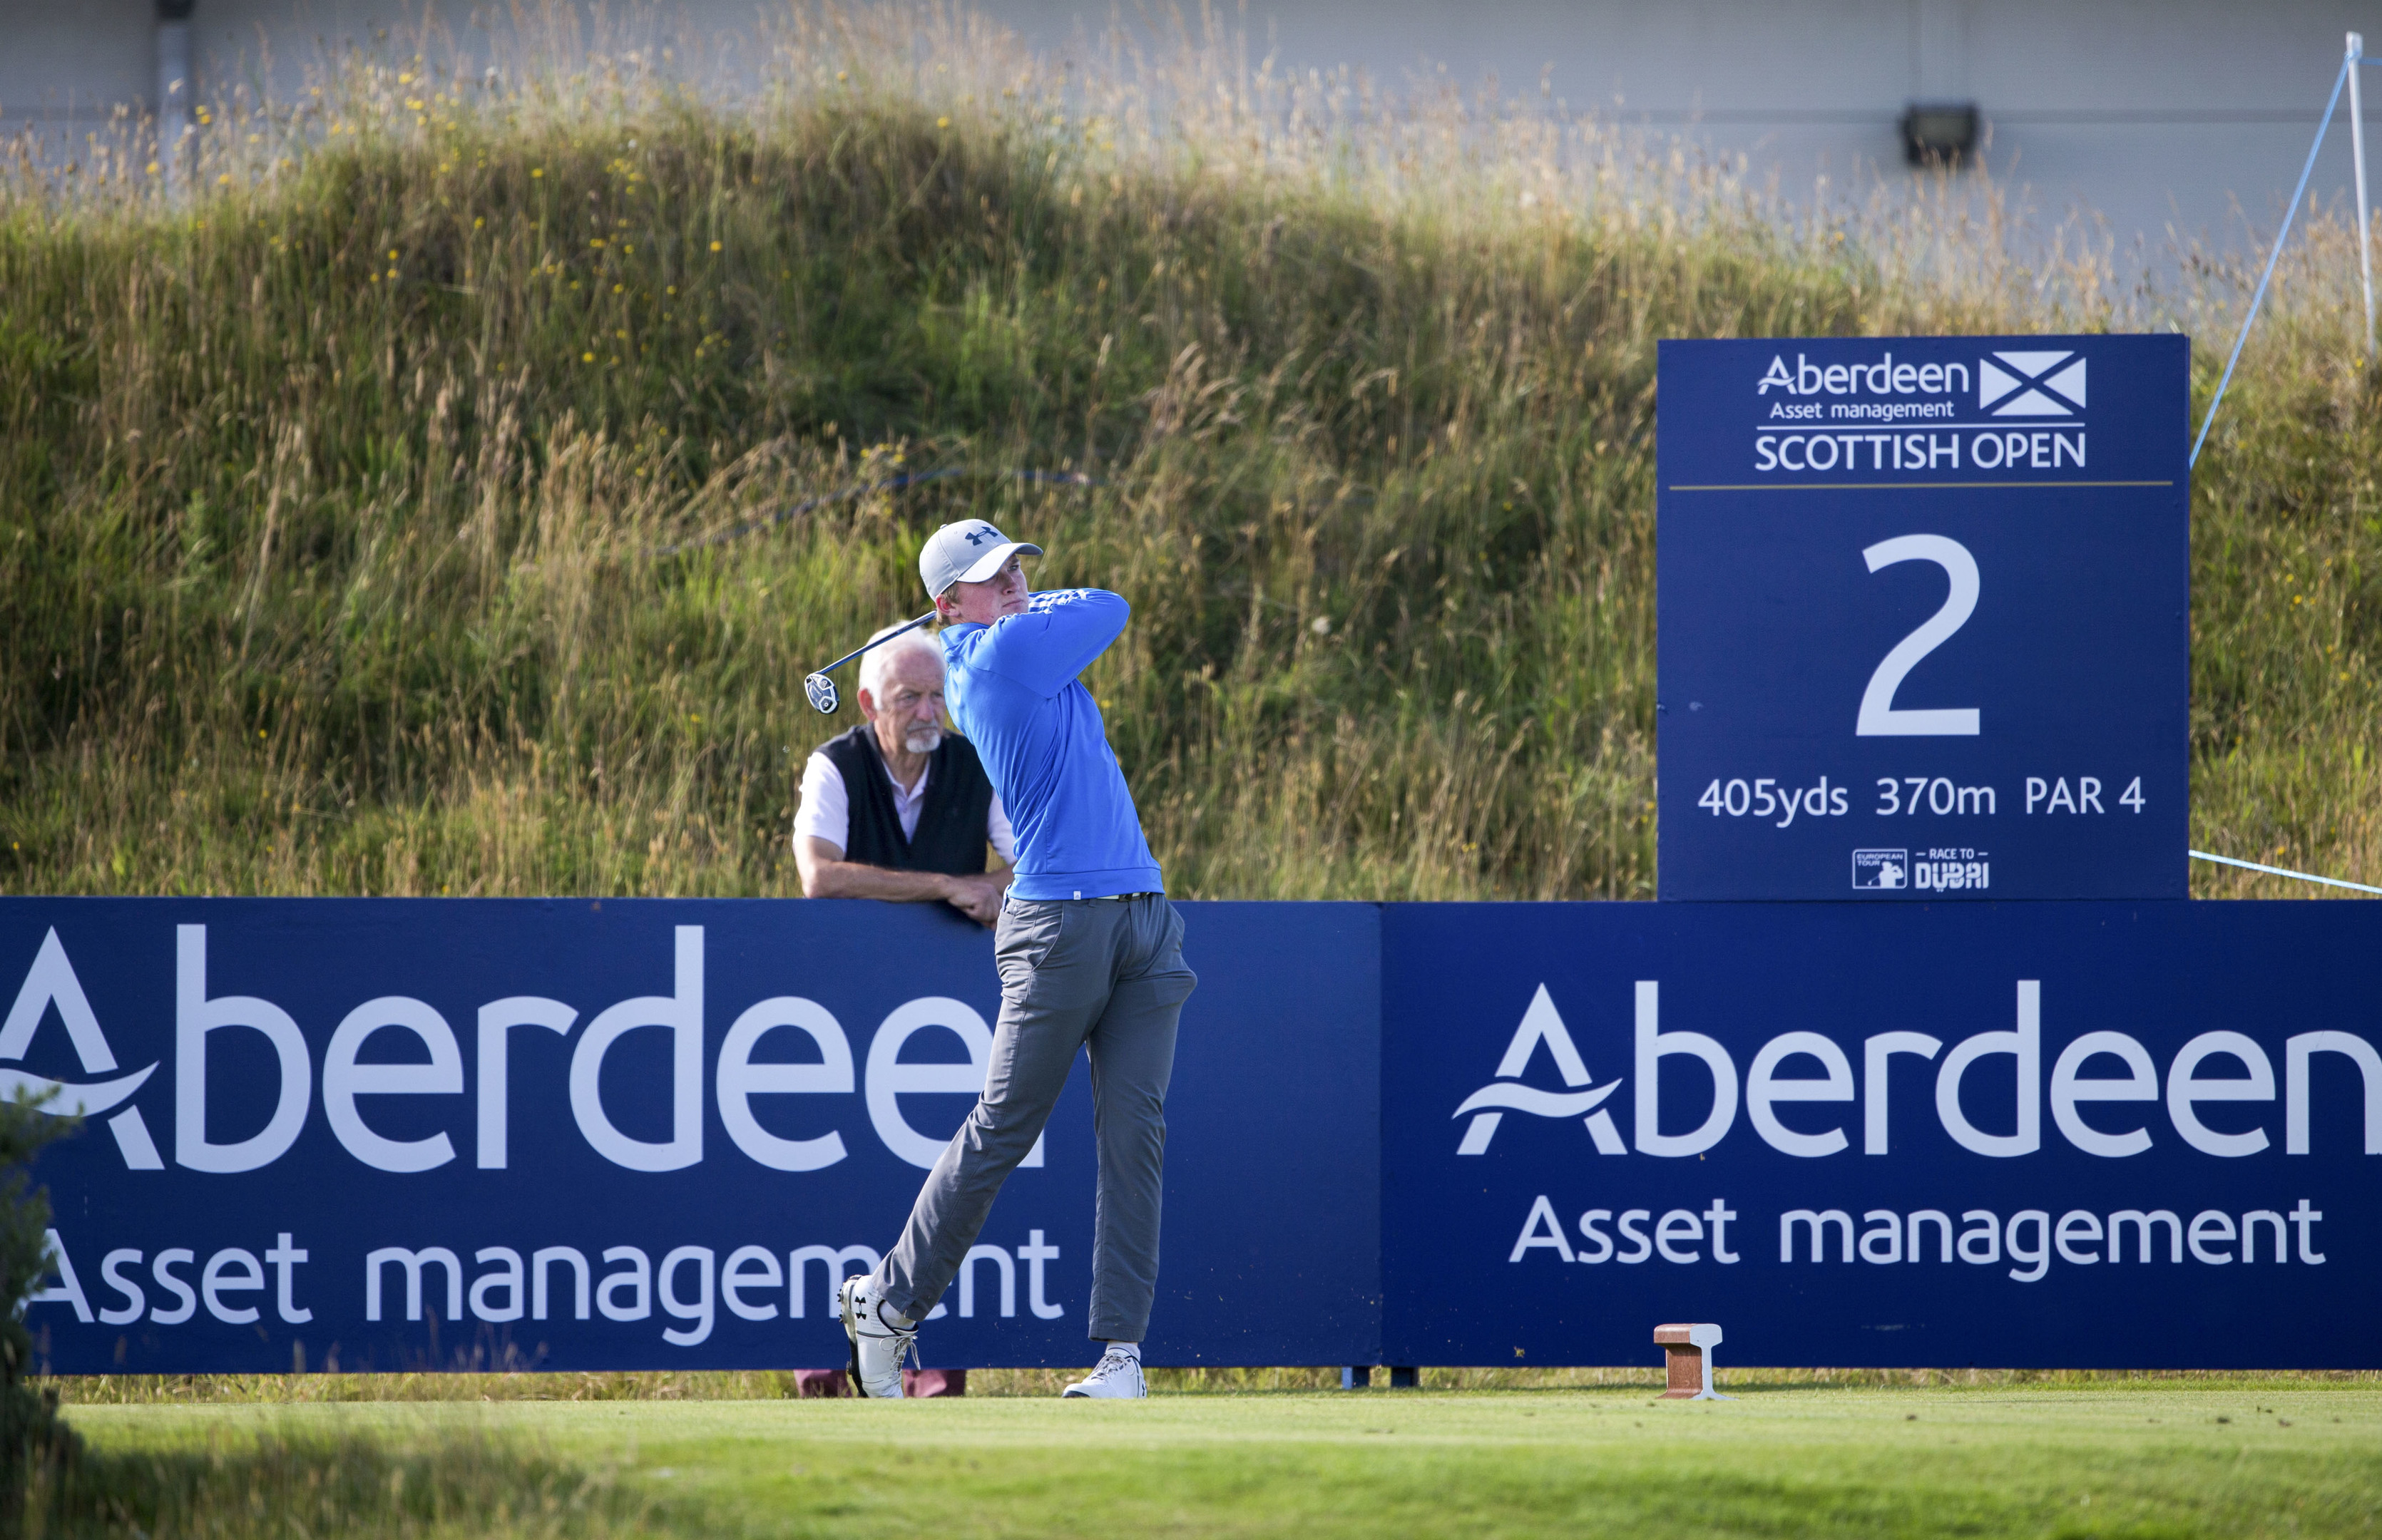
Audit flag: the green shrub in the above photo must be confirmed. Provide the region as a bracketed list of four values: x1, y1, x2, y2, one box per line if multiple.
[25, 1424, 640, 1539]
[0, 1092, 80, 1516]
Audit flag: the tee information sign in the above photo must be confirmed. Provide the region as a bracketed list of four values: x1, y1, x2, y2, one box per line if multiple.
[1657, 335, 2188, 901]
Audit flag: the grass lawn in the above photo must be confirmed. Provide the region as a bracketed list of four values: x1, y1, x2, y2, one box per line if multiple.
[46, 1381, 2382, 1538]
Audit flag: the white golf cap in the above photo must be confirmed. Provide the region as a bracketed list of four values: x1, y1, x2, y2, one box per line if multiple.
[919, 518, 1042, 599]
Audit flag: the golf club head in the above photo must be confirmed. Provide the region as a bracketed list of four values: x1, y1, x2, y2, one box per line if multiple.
[803, 672, 839, 714]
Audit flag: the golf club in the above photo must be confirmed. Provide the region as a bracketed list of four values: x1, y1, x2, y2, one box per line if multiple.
[802, 609, 937, 714]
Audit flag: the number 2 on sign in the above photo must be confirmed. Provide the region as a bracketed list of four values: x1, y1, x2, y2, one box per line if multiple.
[1856, 533, 1980, 736]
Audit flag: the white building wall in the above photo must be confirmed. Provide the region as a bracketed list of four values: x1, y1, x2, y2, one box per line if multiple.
[1, 0, 2376, 262]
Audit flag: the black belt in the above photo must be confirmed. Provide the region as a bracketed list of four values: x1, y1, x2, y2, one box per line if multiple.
[1007, 890, 1165, 905]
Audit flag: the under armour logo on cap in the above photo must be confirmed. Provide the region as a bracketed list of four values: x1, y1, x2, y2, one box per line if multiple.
[919, 519, 1046, 599]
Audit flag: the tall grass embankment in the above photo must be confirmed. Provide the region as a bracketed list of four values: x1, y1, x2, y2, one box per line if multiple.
[0, 3, 2375, 900]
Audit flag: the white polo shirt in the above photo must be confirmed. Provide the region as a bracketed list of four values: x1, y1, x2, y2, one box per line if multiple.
[794, 747, 1016, 863]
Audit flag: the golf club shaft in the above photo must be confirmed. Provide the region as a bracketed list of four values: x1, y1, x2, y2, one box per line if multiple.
[812, 609, 936, 677]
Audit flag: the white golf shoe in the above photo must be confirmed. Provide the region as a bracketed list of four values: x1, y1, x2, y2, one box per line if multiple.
[838, 1274, 916, 1398]
[1061, 1348, 1147, 1399]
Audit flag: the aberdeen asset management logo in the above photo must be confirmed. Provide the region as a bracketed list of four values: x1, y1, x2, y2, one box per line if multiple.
[0, 930, 163, 1169]
[1978, 350, 2085, 417]
[1452, 985, 1626, 1156]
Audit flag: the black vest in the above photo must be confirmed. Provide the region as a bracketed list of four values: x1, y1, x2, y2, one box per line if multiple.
[817, 724, 994, 876]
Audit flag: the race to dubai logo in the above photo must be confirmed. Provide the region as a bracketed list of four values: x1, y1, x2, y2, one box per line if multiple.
[0, 930, 163, 1168]
[1452, 985, 1626, 1156]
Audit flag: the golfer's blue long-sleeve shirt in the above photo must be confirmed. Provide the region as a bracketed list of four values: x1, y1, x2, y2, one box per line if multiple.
[940, 589, 1162, 900]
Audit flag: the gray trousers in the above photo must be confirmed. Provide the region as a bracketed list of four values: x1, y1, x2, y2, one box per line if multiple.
[876, 893, 1195, 1343]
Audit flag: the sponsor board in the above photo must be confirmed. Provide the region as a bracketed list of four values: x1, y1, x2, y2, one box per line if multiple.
[19, 896, 2379, 1370]
[1383, 901, 2382, 1368]
[7, 900, 1381, 1373]
[1658, 335, 2189, 900]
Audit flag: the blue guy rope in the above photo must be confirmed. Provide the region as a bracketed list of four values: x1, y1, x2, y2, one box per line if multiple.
[2190, 849, 2382, 896]
[2189, 53, 2356, 468]
[2182, 53, 2381, 898]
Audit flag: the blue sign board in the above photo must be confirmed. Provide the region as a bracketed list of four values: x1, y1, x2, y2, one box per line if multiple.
[6, 900, 1381, 1375]
[1381, 901, 2382, 1370]
[1657, 336, 2189, 900]
[16, 897, 2379, 1372]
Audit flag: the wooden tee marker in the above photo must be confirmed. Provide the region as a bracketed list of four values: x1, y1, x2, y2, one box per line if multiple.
[1653, 1323, 1734, 1400]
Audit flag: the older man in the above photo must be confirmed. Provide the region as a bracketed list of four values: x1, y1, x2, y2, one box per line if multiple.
[793, 622, 1008, 1399]
[793, 622, 1014, 927]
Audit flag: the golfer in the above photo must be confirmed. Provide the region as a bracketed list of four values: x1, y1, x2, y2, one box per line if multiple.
[839, 519, 1195, 1400]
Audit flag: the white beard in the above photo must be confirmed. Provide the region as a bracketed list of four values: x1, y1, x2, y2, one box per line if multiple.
[903, 726, 944, 755]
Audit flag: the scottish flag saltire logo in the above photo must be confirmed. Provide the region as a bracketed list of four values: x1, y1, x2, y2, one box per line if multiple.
[1978, 350, 2086, 417]
[1453, 984, 1626, 1156]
